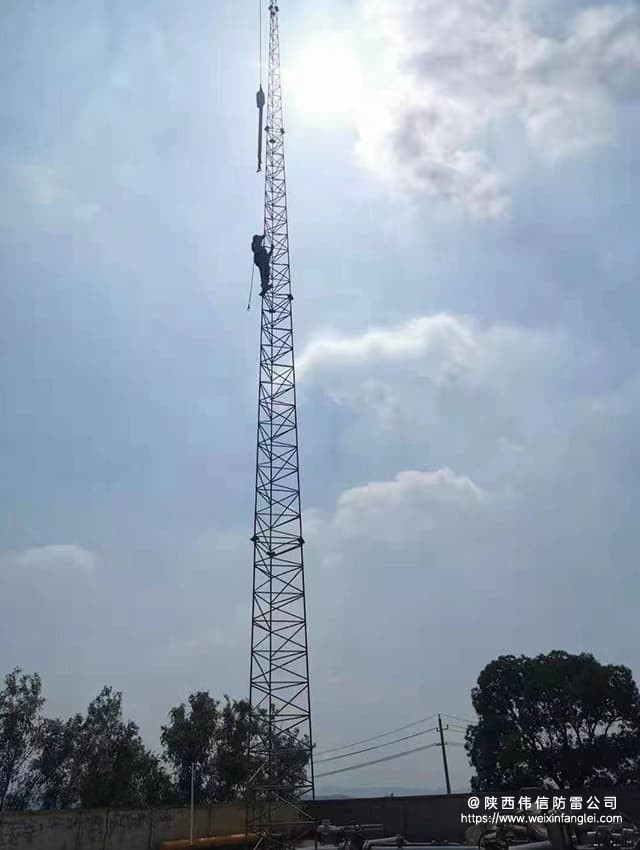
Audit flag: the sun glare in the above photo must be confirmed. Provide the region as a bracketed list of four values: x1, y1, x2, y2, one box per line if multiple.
[285, 32, 364, 126]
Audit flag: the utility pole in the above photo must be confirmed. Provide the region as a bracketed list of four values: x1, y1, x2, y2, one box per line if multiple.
[190, 763, 195, 845]
[438, 715, 451, 795]
[247, 3, 315, 848]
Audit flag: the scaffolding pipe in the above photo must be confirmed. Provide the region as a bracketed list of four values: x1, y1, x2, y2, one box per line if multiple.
[158, 833, 259, 850]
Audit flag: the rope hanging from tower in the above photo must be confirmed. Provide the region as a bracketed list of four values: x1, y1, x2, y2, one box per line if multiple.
[248, 2, 266, 311]
[248, 2, 272, 311]
[255, 0, 265, 172]
[247, 263, 255, 311]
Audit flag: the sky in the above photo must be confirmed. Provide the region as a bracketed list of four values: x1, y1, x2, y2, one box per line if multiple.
[1, 0, 639, 796]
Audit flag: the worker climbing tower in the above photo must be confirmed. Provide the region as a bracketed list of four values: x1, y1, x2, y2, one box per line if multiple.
[247, 3, 315, 848]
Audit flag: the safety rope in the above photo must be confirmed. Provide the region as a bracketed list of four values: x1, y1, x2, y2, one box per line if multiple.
[247, 263, 255, 311]
[259, 0, 263, 87]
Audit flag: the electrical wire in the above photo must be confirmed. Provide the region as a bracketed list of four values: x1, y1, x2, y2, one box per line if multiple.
[316, 726, 438, 764]
[443, 712, 474, 725]
[316, 742, 441, 779]
[316, 713, 439, 757]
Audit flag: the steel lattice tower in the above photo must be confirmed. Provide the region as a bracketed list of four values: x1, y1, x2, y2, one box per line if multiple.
[247, 3, 315, 846]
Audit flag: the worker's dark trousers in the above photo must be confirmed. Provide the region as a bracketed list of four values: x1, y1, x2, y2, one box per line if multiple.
[257, 264, 271, 294]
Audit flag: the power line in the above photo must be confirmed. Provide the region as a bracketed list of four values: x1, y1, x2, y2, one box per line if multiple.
[317, 726, 438, 764]
[316, 742, 441, 779]
[316, 713, 439, 757]
[443, 712, 474, 725]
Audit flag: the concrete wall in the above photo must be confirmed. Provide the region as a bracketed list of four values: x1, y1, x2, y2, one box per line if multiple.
[3, 788, 640, 850]
[0, 801, 303, 850]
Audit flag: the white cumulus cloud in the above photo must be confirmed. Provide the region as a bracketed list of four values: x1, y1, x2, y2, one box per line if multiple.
[303, 360, 640, 790]
[298, 314, 570, 453]
[356, 0, 640, 215]
[331, 467, 490, 545]
[298, 313, 563, 383]
[13, 543, 96, 573]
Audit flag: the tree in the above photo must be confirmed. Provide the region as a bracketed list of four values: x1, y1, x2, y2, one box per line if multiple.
[214, 697, 311, 802]
[0, 668, 45, 811]
[161, 691, 220, 802]
[269, 725, 312, 800]
[75, 686, 170, 808]
[215, 698, 253, 803]
[466, 651, 640, 791]
[26, 686, 170, 810]
[161, 692, 312, 804]
[30, 715, 83, 809]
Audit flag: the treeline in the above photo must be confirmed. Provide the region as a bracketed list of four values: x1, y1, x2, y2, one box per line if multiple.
[0, 669, 309, 812]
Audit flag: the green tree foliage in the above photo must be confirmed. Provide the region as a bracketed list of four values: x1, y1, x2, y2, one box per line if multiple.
[215, 698, 253, 803]
[466, 651, 640, 791]
[0, 669, 310, 810]
[27, 687, 170, 809]
[161, 691, 220, 802]
[75, 687, 170, 808]
[216, 697, 310, 802]
[161, 692, 311, 804]
[267, 724, 312, 801]
[30, 715, 83, 809]
[0, 668, 45, 811]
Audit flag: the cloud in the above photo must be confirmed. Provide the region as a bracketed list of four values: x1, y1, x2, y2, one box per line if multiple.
[298, 313, 570, 455]
[304, 463, 507, 788]
[303, 358, 640, 789]
[0, 533, 251, 747]
[298, 313, 562, 380]
[338, 467, 486, 511]
[298, 310, 640, 681]
[357, 0, 640, 215]
[310, 467, 493, 556]
[13, 543, 96, 573]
